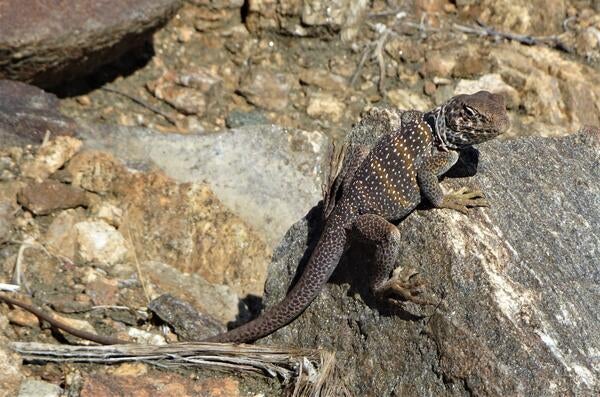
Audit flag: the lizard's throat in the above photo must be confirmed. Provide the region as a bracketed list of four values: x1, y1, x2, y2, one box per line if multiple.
[428, 106, 459, 152]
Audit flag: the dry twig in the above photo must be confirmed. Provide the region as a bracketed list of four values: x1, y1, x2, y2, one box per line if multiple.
[11, 341, 339, 397]
[100, 87, 179, 126]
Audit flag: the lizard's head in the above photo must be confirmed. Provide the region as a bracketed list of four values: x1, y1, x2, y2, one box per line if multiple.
[435, 91, 510, 150]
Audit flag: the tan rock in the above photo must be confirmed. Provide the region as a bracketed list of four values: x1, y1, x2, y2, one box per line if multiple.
[80, 372, 239, 397]
[116, 171, 271, 298]
[17, 180, 88, 215]
[65, 150, 126, 194]
[454, 74, 520, 109]
[387, 88, 432, 111]
[299, 68, 347, 92]
[151, 83, 207, 116]
[45, 209, 86, 259]
[238, 67, 297, 111]
[75, 221, 129, 265]
[0, 337, 23, 397]
[306, 92, 346, 122]
[20, 136, 82, 180]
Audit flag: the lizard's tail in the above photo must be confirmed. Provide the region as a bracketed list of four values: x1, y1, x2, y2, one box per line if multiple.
[204, 219, 348, 343]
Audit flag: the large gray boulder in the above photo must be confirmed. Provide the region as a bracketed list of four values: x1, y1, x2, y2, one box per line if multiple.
[0, 80, 77, 145]
[76, 122, 331, 247]
[0, 0, 181, 87]
[262, 109, 600, 396]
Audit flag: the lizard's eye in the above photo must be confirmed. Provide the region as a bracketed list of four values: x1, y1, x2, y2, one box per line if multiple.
[463, 105, 478, 117]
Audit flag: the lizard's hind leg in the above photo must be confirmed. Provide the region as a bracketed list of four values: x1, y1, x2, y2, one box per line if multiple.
[354, 214, 434, 306]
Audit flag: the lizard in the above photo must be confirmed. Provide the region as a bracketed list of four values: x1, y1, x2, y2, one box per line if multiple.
[204, 90, 509, 343]
[0, 90, 509, 345]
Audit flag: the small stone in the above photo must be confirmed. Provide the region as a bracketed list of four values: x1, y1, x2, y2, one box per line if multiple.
[176, 67, 223, 94]
[148, 294, 225, 341]
[387, 88, 432, 111]
[17, 379, 62, 397]
[454, 73, 520, 109]
[75, 221, 129, 265]
[424, 81, 437, 96]
[306, 92, 346, 122]
[225, 110, 268, 128]
[385, 37, 424, 63]
[176, 26, 194, 43]
[20, 136, 83, 180]
[0, 202, 13, 243]
[80, 372, 239, 397]
[17, 180, 88, 215]
[7, 309, 39, 328]
[91, 202, 124, 227]
[299, 69, 348, 92]
[76, 96, 92, 106]
[238, 67, 296, 111]
[44, 209, 86, 259]
[0, 333, 23, 397]
[152, 83, 207, 116]
[65, 151, 126, 194]
[86, 278, 119, 306]
[420, 54, 456, 78]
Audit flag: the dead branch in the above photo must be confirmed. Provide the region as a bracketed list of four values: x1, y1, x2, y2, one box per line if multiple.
[100, 87, 179, 126]
[453, 21, 573, 53]
[11, 341, 339, 397]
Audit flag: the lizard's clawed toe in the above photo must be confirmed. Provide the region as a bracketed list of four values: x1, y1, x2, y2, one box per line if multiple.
[441, 187, 489, 214]
[375, 266, 435, 306]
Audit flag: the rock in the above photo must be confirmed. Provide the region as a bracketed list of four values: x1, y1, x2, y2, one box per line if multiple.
[77, 122, 331, 248]
[148, 294, 225, 341]
[6, 309, 39, 328]
[90, 202, 124, 227]
[386, 88, 433, 111]
[420, 52, 457, 78]
[385, 37, 424, 63]
[65, 150, 126, 195]
[306, 92, 346, 123]
[17, 379, 62, 397]
[75, 221, 129, 265]
[20, 136, 83, 180]
[0, 0, 182, 87]
[299, 69, 348, 92]
[151, 83, 207, 116]
[454, 73, 520, 109]
[85, 277, 119, 306]
[80, 371, 241, 397]
[142, 261, 241, 325]
[237, 67, 297, 111]
[479, 0, 567, 35]
[225, 110, 269, 128]
[261, 111, 600, 396]
[114, 171, 270, 297]
[0, 335, 23, 397]
[44, 209, 87, 259]
[0, 80, 77, 146]
[17, 180, 88, 215]
[0, 202, 13, 244]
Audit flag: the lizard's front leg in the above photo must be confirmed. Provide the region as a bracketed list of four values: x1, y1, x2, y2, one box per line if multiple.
[353, 214, 434, 305]
[418, 151, 488, 214]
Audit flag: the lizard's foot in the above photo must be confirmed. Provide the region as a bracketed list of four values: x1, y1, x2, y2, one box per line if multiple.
[440, 186, 489, 214]
[374, 266, 435, 306]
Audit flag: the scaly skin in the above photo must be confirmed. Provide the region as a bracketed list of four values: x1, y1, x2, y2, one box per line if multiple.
[206, 91, 510, 343]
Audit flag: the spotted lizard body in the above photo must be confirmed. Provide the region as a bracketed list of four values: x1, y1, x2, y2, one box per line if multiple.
[206, 90, 509, 343]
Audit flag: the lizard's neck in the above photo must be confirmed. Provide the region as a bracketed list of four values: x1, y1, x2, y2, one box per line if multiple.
[424, 105, 458, 152]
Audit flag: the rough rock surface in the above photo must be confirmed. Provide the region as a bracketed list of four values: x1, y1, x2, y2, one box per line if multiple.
[0, 80, 77, 145]
[0, 0, 182, 87]
[76, 122, 331, 247]
[262, 110, 600, 396]
[17, 180, 88, 215]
